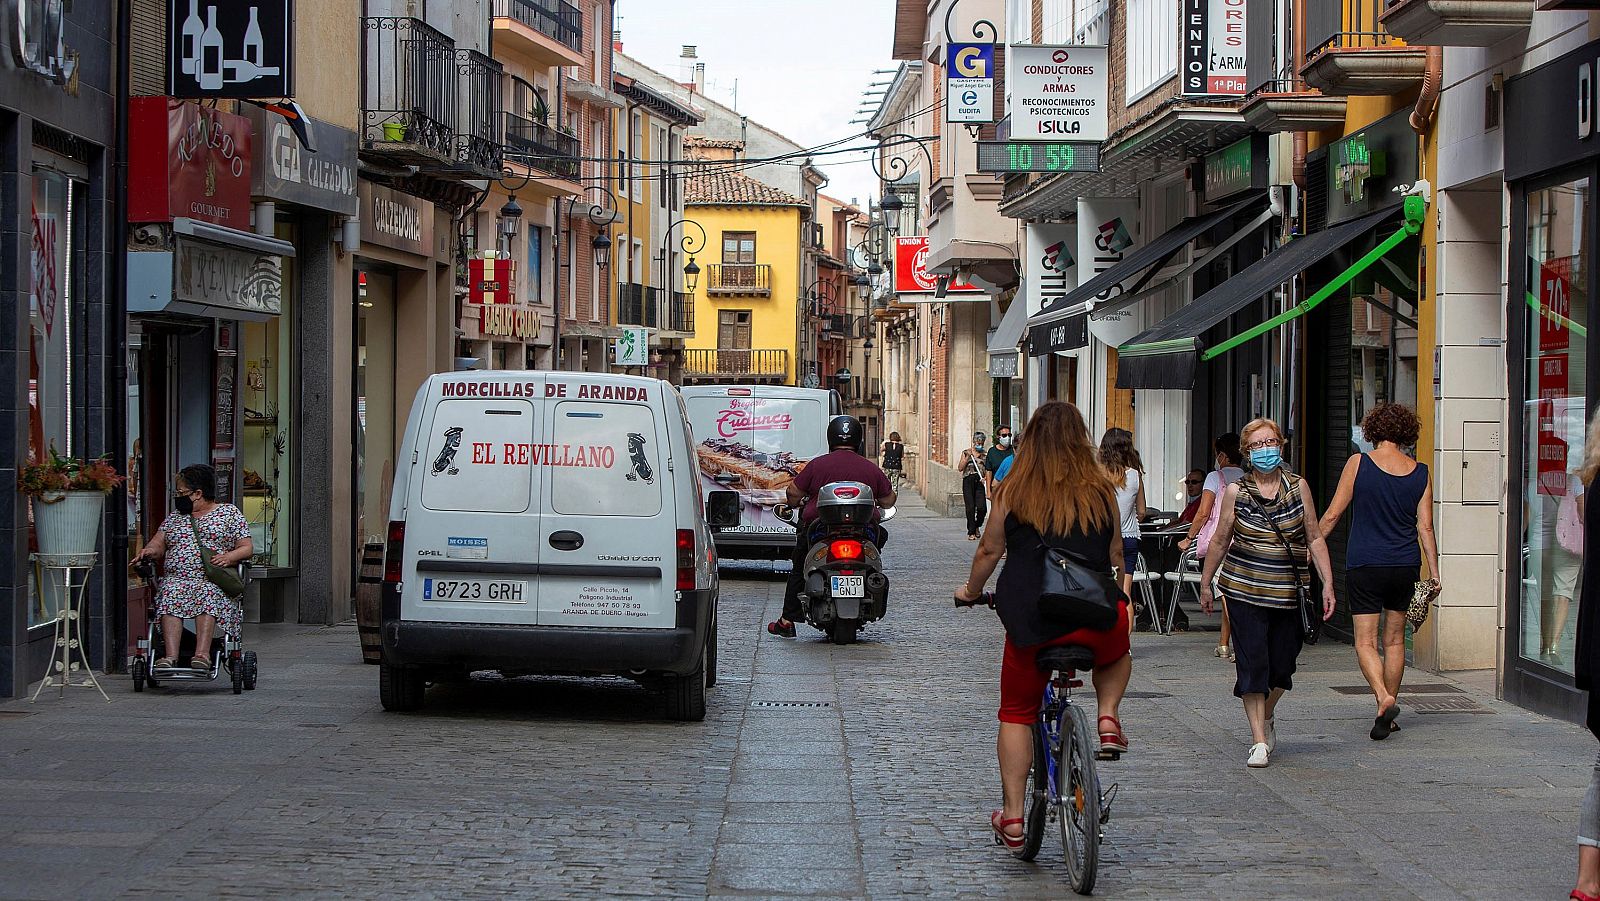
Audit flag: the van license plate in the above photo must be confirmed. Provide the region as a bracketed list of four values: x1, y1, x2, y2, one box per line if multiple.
[422, 578, 529, 604]
[830, 575, 864, 598]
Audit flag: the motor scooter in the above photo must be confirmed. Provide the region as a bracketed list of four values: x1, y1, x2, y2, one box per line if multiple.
[775, 481, 894, 644]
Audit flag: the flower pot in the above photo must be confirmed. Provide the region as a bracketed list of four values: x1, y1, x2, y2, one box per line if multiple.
[382, 121, 406, 142]
[31, 491, 105, 559]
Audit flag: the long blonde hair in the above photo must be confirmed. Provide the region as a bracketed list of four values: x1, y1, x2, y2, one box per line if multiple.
[1004, 402, 1116, 535]
[1579, 411, 1600, 487]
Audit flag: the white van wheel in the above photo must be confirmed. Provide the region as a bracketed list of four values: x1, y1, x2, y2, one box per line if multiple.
[380, 661, 426, 712]
[665, 645, 708, 722]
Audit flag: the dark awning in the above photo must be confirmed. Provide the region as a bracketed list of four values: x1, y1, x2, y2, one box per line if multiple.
[1029, 194, 1266, 323]
[1116, 208, 1409, 390]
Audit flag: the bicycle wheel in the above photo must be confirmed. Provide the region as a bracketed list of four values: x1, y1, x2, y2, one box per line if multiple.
[1058, 703, 1101, 894]
[1017, 723, 1050, 861]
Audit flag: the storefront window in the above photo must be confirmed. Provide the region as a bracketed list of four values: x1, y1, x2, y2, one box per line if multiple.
[29, 166, 78, 627]
[240, 226, 295, 569]
[1349, 286, 1420, 453]
[357, 269, 398, 549]
[1521, 178, 1591, 673]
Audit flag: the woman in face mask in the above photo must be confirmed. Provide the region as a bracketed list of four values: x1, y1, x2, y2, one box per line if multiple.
[133, 464, 253, 675]
[1197, 419, 1337, 769]
[962, 432, 990, 540]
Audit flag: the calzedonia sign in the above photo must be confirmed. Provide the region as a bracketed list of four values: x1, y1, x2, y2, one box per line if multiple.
[359, 180, 435, 257]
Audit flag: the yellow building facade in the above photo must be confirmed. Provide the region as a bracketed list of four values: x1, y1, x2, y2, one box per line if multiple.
[681, 168, 809, 386]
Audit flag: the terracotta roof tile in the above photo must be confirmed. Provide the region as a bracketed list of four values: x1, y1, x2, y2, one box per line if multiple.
[684, 169, 809, 208]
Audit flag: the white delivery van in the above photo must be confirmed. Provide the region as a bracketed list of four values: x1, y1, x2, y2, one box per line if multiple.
[379, 372, 740, 720]
[681, 385, 840, 560]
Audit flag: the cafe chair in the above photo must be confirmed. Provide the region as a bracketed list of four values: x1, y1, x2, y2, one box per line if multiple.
[1129, 552, 1165, 633]
[1164, 546, 1207, 630]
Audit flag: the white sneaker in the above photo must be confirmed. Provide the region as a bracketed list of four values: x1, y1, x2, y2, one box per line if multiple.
[1247, 742, 1270, 768]
[1265, 717, 1276, 753]
[1214, 644, 1229, 658]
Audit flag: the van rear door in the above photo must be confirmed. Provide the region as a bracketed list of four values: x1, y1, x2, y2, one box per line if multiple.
[536, 386, 676, 629]
[403, 390, 542, 625]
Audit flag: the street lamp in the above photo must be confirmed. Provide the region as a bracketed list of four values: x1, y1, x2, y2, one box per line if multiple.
[683, 257, 701, 294]
[498, 195, 523, 239]
[592, 229, 611, 270]
[660, 217, 708, 294]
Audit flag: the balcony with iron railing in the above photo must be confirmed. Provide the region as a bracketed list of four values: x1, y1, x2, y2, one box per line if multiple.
[683, 348, 789, 381]
[362, 17, 459, 166]
[1300, 0, 1427, 95]
[455, 49, 504, 178]
[492, 0, 586, 67]
[1240, 66, 1350, 133]
[501, 112, 580, 181]
[671, 292, 694, 333]
[618, 283, 662, 329]
[706, 263, 772, 297]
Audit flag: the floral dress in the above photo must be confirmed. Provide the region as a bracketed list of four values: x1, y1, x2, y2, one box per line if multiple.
[155, 504, 250, 634]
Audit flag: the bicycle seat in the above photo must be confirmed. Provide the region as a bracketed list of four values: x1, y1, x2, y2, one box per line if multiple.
[1035, 644, 1096, 674]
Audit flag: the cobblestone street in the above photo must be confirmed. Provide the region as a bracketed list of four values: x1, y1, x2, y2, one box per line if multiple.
[1, 493, 1592, 899]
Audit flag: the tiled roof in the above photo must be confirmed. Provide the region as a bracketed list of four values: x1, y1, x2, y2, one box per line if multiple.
[684, 169, 809, 208]
[683, 136, 745, 150]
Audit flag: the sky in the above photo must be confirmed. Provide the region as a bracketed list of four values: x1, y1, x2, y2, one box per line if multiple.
[613, 0, 899, 208]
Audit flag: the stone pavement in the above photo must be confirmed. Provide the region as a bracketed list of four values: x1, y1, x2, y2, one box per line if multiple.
[0, 489, 1593, 899]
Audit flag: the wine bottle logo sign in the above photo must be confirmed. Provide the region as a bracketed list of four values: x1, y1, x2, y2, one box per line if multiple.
[167, 0, 292, 99]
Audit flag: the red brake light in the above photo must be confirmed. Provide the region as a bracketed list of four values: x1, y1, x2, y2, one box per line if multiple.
[829, 540, 862, 561]
[383, 520, 405, 583]
[833, 486, 861, 499]
[676, 529, 696, 592]
[727, 388, 752, 396]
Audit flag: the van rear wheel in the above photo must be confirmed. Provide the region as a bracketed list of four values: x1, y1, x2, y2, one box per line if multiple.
[380, 661, 426, 712]
[665, 645, 708, 722]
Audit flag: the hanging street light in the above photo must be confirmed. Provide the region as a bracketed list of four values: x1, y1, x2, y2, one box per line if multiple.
[592, 229, 611, 270]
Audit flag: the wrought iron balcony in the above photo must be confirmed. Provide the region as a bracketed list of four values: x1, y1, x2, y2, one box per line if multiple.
[684, 348, 789, 381]
[1300, 0, 1426, 95]
[456, 50, 504, 178]
[362, 17, 458, 167]
[618, 283, 661, 328]
[492, 0, 585, 66]
[670, 291, 694, 334]
[501, 112, 581, 181]
[707, 263, 772, 296]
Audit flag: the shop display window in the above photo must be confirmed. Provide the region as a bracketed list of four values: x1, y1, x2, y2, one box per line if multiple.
[1519, 178, 1590, 673]
[239, 228, 295, 569]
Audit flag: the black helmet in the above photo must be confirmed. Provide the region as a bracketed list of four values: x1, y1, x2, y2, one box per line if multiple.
[827, 415, 864, 452]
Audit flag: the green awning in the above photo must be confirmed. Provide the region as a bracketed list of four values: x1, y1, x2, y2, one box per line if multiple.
[1116, 197, 1425, 389]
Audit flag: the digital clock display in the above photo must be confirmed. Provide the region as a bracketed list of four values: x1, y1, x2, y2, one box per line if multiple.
[976, 141, 1101, 174]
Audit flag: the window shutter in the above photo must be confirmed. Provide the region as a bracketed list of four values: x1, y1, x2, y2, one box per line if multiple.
[130, 0, 167, 96]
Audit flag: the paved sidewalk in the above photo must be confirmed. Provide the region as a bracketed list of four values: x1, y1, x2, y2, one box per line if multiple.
[0, 488, 1592, 899]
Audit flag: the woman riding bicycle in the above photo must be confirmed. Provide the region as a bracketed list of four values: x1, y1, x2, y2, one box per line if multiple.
[955, 401, 1132, 854]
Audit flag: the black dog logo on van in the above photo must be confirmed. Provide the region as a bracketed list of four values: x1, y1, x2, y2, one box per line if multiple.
[625, 433, 654, 484]
[432, 427, 464, 476]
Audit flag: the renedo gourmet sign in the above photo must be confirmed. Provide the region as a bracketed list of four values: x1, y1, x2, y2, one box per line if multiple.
[127, 98, 253, 228]
[1008, 45, 1110, 143]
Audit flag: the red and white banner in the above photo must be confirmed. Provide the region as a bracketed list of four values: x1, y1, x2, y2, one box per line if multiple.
[1537, 353, 1570, 497]
[469, 256, 515, 305]
[893, 236, 984, 296]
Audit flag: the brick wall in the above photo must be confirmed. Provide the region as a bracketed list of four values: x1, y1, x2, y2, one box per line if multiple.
[1107, 0, 1181, 136]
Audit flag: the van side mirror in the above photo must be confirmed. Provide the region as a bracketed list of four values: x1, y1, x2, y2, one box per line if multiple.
[705, 490, 742, 530]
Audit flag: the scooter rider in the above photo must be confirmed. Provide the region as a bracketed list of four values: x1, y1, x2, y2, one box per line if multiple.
[768, 416, 897, 638]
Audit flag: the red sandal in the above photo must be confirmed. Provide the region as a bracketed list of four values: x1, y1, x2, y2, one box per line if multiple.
[1098, 715, 1129, 757]
[1571, 890, 1600, 901]
[990, 810, 1025, 853]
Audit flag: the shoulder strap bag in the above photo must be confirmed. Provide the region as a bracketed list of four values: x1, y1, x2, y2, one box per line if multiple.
[190, 515, 246, 600]
[1036, 533, 1123, 632]
[1240, 476, 1320, 645]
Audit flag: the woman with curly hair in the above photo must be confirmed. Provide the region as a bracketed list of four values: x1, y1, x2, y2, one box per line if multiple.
[1319, 402, 1439, 741]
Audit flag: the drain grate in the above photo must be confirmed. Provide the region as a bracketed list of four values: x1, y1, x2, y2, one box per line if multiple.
[1122, 691, 1172, 699]
[1330, 683, 1465, 696]
[751, 700, 833, 709]
[0, 711, 33, 721]
[1407, 696, 1493, 715]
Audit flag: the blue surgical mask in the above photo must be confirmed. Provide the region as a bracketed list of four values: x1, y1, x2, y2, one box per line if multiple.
[1249, 448, 1283, 472]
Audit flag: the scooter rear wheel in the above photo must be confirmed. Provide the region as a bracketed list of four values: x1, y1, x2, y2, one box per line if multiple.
[828, 619, 859, 645]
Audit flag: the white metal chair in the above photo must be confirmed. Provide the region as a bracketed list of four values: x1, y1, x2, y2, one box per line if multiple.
[1129, 552, 1165, 633]
[1163, 546, 1207, 631]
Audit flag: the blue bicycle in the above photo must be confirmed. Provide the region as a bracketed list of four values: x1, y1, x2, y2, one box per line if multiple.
[959, 593, 1117, 894]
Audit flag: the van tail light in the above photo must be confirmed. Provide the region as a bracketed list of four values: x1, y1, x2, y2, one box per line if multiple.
[829, 540, 863, 561]
[676, 529, 696, 592]
[384, 520, 406, 583]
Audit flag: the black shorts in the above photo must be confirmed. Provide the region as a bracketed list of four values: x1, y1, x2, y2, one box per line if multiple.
[1346, 566, 1418, 616]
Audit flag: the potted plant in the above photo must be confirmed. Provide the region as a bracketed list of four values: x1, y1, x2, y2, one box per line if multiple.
[19, 451, 125, 559]
[382, 120, 407, 142]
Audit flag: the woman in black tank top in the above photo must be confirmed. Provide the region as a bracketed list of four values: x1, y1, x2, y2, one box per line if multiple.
[955, 402, 1133, 855]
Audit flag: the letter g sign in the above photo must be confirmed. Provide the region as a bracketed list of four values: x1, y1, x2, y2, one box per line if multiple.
[950, 43, 992, 78]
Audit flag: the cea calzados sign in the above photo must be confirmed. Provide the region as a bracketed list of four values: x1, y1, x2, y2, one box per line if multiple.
[1008, 45, 1109, 142]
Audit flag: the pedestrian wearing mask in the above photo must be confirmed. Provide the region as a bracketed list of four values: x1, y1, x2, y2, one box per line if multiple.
[1567, 412, 1600, 901]
[985, 425, 1014, 500]
[1182, 433, 1246, 655]
[961, 432, 989, 540]
[131, 464, 252, 674]
[1318, 403, 1439, 741]
[1199, 419, 1336, 768]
